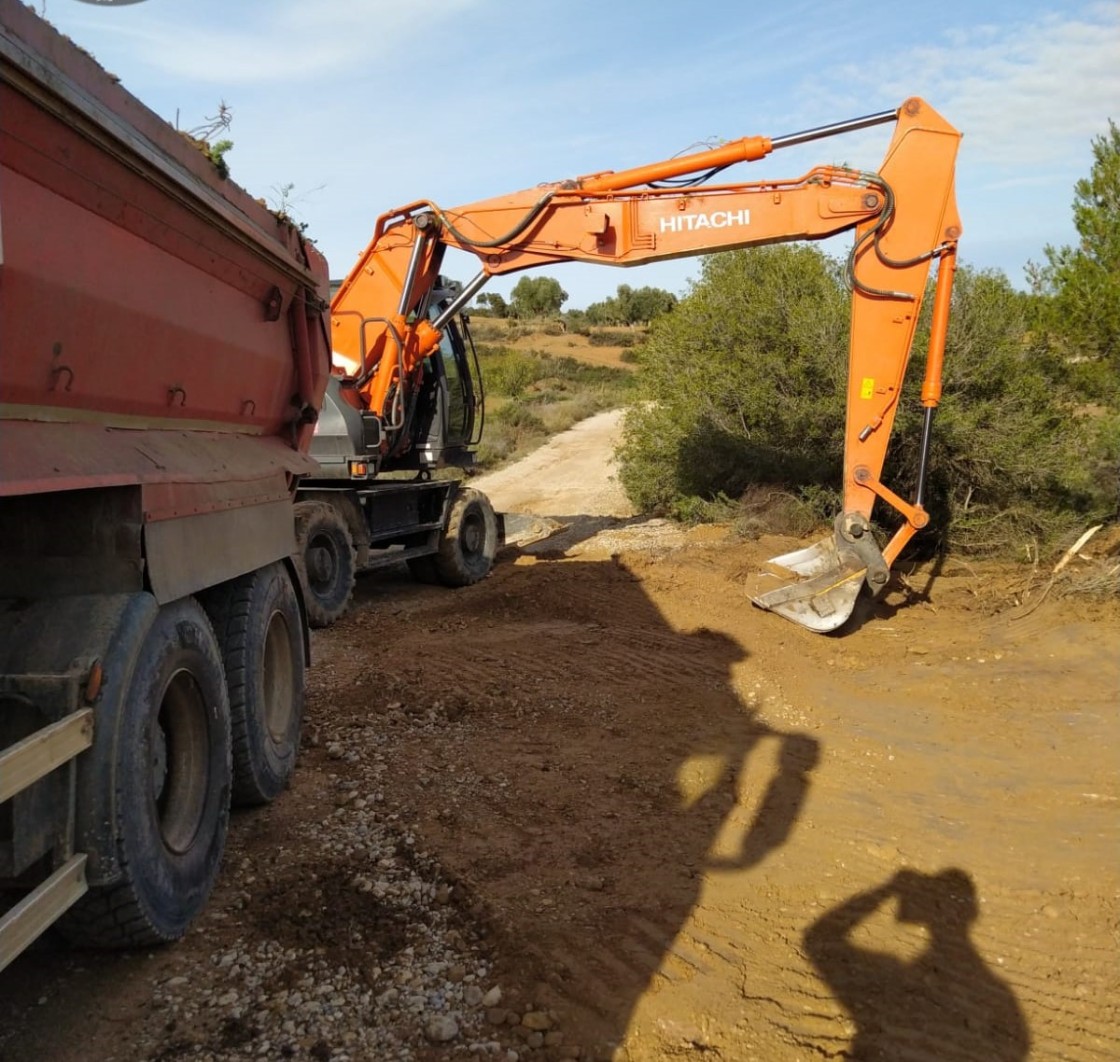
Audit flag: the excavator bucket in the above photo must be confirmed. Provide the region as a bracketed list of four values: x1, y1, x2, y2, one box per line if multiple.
[752, 515, 889, 633]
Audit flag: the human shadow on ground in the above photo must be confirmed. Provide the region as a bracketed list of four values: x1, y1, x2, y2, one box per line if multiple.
[804, 867, 1030, 1060]
[0, 555, 824, 1062]
[374, 556, 822, 1056]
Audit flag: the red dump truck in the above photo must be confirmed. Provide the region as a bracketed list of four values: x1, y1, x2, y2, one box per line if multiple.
[0, 0, 332, 968]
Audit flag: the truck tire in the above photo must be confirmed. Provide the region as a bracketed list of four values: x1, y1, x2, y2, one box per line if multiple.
[295, 500, 355, 628]
[201, 563, 304, 806]
[61, 598, 231, 947]
[434, 488, 499, 587]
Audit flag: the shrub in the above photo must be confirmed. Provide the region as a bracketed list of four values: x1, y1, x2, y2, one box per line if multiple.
[617, 246, 1119, 559]
[618, 245, 848, 513]
[472, 345, 635, 470]
[890, 267, 1120, 554]
[476, 400, 548, 467]
[479, 348, 541, 398]
[589, 330, 637, 348]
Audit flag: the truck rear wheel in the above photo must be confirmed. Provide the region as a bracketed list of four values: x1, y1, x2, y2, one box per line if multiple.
[201, 563, 303, 806]
[435, 488, 499, 587]
[62, 598, 231, 947]
[295, 501, 355, 628]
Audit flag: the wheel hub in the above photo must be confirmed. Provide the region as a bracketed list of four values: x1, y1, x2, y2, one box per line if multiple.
[308, 542, 335, 586]
[155, 669, 210, 854]
[461, 515, 483, 556]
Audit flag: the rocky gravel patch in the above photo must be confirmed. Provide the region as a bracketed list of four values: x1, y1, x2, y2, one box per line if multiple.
[0, 676, 589, 1062]
[125, 723, 584, 1062]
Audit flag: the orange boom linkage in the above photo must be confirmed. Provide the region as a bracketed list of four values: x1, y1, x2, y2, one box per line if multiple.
[331, 98, 962, 631]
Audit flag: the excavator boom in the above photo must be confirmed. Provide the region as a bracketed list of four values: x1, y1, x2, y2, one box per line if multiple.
[331, 98, 962, 632]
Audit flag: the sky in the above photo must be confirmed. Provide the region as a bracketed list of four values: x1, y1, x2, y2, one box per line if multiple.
[29, 0, 1120, 309]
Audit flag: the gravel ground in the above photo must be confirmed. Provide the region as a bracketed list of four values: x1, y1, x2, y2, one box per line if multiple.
[0, 684, 592, 1062]
[106, 715, 585, 1062]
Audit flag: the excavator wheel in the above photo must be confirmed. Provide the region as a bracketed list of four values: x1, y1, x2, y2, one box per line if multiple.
[434, 488, 499, 587]
[295, 500, 356, 628]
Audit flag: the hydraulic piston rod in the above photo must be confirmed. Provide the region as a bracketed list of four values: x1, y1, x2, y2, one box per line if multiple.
[771, 108, 897, 151]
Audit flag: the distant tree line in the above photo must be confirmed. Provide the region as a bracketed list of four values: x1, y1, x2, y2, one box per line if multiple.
[474, 278, 677, 326]
[581, 284, 678, 326]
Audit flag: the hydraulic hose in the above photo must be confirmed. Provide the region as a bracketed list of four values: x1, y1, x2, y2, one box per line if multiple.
[435, 190, 557, 250]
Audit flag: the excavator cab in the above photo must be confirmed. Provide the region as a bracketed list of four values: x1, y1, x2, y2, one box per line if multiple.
[411, 280, 483, 471]
[316, 278, 483, 477]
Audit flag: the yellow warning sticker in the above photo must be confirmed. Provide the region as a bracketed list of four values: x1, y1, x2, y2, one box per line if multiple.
[860, 378, 875, 399]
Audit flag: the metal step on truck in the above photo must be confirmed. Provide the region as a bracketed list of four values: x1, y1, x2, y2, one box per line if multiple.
[0, 0, 333, 967]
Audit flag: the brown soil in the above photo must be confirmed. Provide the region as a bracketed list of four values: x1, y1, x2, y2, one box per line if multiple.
[2, 418, 1118, 1061]
[469, 319, 638, 370]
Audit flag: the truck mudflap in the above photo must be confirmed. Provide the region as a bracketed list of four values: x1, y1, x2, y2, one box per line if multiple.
[0, 593, 158, 885]
[2, 590, 234, 956]
[752, 513, 890, 633]
[0, 593, 151, 970]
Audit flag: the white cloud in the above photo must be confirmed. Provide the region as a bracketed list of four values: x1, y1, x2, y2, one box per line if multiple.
[830, 3, 1120, 166]
[86, 0, 481, 84]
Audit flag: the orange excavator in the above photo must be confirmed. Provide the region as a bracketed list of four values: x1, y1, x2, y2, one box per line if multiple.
[318, 97, 961, 632]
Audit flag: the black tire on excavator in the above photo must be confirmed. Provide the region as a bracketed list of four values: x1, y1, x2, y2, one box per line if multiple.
[295, 500, 355, 628]
[434, 488, 499, 587]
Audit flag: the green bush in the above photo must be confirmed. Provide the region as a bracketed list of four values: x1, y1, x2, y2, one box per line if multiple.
[477, 346, 541, 398]
[617, 245, 1120, 558]
[618, 245, 848, 513]
[475, 400, 547, 467]
[588, 330, 637, 348]
[472, 345, 636, 469]
[889, 268, 1119, 553]
[477, 345, 633, 401]
[730, 485, 838, 539]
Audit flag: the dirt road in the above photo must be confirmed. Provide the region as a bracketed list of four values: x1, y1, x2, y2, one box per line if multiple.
[2, 414, 1117, 1061]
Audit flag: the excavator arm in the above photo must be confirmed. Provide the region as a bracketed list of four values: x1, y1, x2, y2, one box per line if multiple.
[331, 97, 962, 631]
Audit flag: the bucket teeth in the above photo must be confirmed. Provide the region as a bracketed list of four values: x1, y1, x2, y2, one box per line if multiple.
[752, 521, 881, 633]
[752, 565, 864, 633]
